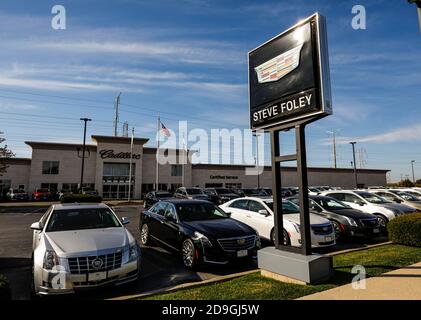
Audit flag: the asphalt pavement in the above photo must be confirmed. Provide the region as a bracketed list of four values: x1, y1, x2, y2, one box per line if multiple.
[0, 205, 388, 300]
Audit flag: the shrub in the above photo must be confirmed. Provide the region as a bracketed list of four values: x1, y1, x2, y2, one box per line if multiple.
[388, 214, 421, 247]
[60, 193, 102, 204]
[0, 274, 10, 300]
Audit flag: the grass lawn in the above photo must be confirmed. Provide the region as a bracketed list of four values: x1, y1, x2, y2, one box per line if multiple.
[143, 244, 421, 300]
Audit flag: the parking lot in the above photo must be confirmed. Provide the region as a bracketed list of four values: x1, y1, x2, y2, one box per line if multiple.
[0, 205, 388, 300]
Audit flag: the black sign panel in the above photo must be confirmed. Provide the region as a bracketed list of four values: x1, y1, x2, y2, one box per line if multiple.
[249, 13, 332, 130]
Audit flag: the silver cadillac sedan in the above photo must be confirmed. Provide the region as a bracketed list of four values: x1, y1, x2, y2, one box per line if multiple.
[30, 203, 141, 296]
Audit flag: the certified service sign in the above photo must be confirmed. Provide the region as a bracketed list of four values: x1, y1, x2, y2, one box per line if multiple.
[249, 13, 332, 130]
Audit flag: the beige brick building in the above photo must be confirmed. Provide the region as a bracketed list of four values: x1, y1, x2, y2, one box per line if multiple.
[0, 135, 389, 199]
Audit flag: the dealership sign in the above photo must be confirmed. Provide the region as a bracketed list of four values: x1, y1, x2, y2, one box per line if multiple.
[99, 149, 141, 160]
[249, 13, 332, 130]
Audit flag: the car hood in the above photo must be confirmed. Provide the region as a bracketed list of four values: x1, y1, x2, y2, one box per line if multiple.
[283, 213, 330, 226]
[45, 228, 131, 256]
[182, 218, 255, 239]
[386, 202, 417, 213]
[326, 208, 373, 219]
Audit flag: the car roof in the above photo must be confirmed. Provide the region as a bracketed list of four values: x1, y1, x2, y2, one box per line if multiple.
[52, 203, 110, 211]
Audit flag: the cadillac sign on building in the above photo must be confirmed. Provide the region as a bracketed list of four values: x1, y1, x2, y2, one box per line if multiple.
[249, 13, 332, 130]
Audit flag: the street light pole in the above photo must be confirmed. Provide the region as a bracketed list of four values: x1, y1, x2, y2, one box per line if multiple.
[80, 118, 92, 192]
[350, 142, 358, 188]
[411, 160, 416, 184]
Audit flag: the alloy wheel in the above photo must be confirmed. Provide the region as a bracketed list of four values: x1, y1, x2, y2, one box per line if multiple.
[140, 224, 150, 245]
[331, 221, 341, 240]
[182, 239, 195, 268]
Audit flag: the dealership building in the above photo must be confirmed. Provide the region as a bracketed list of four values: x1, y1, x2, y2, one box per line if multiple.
[0, 135, 389, 199]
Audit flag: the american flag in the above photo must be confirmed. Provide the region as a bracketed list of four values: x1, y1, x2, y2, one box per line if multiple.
[160, 121, 171, 137]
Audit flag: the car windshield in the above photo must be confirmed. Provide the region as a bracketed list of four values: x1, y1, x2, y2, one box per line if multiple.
[264, 201, 300, 214]
[243, 189, 267, 196]
[214, 188, 231, 194]
[316, 198, 351, 210]
[46, 208, 121, 232]
[355, 191, 390, 204]
[396, 192, 420, 201]
[185, 188, 204, 195]
[176, 203, 229, 221]
[156, 192, 172, 198]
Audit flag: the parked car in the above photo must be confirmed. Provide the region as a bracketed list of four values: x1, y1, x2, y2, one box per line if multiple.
[288, 195, 381, 239]
[240, 188, 269, 198]
[82, 189, 99, 196]
[219, 197, 336, 248]
[367, 190, 419, 213]
[386, 190, 421, 211]
[321, 190, 403, 228]
[7, 189, 30, 201]
[144, 191, 174, 209]
[32, 188, 52, 201]
[174, 187, 210, 201]
[399, 189, 421, 199]
[30, 203, 140, 296]
[286, 187, 299, 195]
[139, 199, 260, 269]
[257, 187, 272, 196]
[203, 188, 239, 204]
[309, 187, 323, 195]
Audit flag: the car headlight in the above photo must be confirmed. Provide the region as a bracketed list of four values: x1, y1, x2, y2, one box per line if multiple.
[345, 217, 358, 227]
[43, 250, 59, 270]
[128, 243, 139, 262]
[193, 231, 212, 247]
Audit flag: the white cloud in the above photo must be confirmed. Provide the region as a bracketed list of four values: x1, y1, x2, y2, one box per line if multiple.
[0, 102, 40, 110]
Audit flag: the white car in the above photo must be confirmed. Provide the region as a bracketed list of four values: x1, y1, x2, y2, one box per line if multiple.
[367, 189, 419, 213]
[219, 197, 336, 248]
[321, 190, 402, 228]
[30, 203, 140, 296]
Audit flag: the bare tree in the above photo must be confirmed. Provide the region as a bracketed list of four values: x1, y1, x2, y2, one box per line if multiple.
[0, 132, 15, 176]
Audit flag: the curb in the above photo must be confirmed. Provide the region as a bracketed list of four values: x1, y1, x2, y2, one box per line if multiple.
[327, 241, 392, 256]
[107, 269, 259, 300]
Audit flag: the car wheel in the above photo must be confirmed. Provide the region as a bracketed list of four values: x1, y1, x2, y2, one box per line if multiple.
[181, 239, 197, 269]
[375, 214, 388, 230]
[140, 223, 151, 245]
[271, 229, 290, 246]
[331, 221, 342, 240]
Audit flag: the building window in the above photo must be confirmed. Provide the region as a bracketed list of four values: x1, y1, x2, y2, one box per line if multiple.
[42, 161, 59, 175]
[103, 163, 135, 183]
[171, 165, 182, 177]
[18, 185, 25, 190]
[41, 183, 58, 192]
[62, 183, 78, 192]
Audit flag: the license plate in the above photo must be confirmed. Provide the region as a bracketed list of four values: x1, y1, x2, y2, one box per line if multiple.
[88, 271, 107, 282]
[373, 228, 380, 233]
[237, 250, 248, 257]
[324, 236, 334, 242]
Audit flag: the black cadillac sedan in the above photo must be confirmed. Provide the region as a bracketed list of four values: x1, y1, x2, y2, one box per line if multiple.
[139, 199, 260, 269]
[144, 191, 174, 209]
[288, 195, 381, 239]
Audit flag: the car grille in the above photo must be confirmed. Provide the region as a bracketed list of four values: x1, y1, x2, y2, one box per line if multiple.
[68, 251, 123, 274]
[311, 224, 333, 235]
[217, 235, 256, 252]
[359, 218, 379, 228]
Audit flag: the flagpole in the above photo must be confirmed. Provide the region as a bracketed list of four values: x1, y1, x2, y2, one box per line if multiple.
[128, 127, 134, 202]
[156, 115, 160, 191]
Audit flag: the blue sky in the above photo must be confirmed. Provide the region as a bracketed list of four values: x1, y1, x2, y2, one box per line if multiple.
[0, 0, 420, 182]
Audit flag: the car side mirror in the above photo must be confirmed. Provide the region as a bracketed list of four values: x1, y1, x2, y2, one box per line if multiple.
[30, 222, 43, 230]
[258, 209, 269, 216]
[121, 217, 130, 225]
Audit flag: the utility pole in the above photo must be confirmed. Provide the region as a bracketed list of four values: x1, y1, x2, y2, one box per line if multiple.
[253, 132, 260, 188]
[114, 93, 121, 136]
[80, 118, 92, 192]
[122, 121, 129, 137]
[327, 130, 338, 168]
[350, 142, 358, 188]
[411, 160, 416, 184]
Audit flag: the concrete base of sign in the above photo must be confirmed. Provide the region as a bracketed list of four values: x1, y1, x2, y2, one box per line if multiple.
[258, 247, 333, 285]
